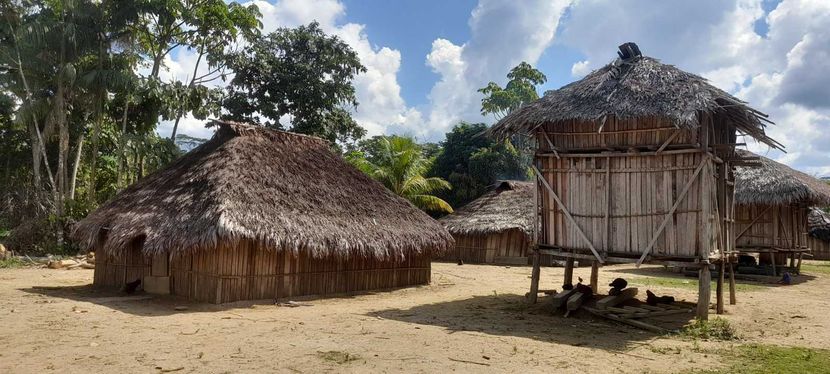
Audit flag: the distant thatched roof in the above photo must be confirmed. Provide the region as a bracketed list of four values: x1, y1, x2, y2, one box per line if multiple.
[439, 181, 534, 238]
[808, 208, 830, 242]
[489, 50, 780, 149]
[734, 150, 830, 206]
[72, 120, 453, 260]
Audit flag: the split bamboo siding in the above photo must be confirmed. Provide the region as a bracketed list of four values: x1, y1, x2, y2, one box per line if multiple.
[94, 239, 432, 303]
[439, 229, 530, 264]
[535, 117, 729, 262]
[806, 236, 830, 260]
[735, 204, 809, 250]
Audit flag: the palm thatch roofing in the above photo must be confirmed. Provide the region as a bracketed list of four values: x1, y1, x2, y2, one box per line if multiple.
[489, 46, 781, 149]
[72, 120, 453, 260]
[808, 208, 830, 242]
[439, 181, 534, 238]
[734, 150, 830, 206]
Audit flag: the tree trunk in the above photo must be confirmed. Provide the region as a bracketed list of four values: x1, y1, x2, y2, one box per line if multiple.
[68, 131, 85, 200]
[87, 36, 106, 202]
[116, 99, 130, 190]
[170, 46, 205, 140]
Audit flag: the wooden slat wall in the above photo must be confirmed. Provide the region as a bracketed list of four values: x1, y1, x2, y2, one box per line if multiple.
[539, 151, 712, 258]
[92, 238, 151, 289]
[543, 117, 698, 150]
[807, 236, 830, 260]
[438, 230, 531, 264]
[735, 204, 808, 249]
[167, 240, 432, 304]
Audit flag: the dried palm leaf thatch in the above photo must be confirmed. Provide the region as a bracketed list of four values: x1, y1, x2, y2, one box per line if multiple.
[735, 149, 830, 206]
[808, 208, 830, 242]
[439, 180, 534, 238]
[72, 120, 453, 260]
[488, 55, 781, 149]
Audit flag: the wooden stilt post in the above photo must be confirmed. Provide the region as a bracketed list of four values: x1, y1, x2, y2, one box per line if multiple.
[590, 261, 599, 294]
[728, 258, 736, 305]
[528, 249, 541, 303]
[564, 258, 575, 287]
[797, 252, 803, 275]
[770, 251, 777, 276]
[716, 261, 725, 314]
[697, 264, 711, 320]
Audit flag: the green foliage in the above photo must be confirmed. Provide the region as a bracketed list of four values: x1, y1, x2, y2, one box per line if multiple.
[222, 22, 367, 143]
[429, 122, 528, 209]
[626, 276, 762, 292]
[686, 344, 830, 374]
[478, 61, 547, 119]
[347, 136, 453, 214]
[680, 318, 738, 341]
[801, 261, 830, 275]
[0, 257, 25, 269]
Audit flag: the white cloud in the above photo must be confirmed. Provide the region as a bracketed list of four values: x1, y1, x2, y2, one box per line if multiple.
[570, 60, 591, 77]
[423, 0, 572, 137]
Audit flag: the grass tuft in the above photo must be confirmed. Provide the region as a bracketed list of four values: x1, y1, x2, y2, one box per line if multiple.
[686, 344, 830, 374]
[680, 318, 738, 341]
[317, 350, 360, 364]
[0, 257, 25, 269]
[801, 262, 830, 276]
[628, 276, 763, 292]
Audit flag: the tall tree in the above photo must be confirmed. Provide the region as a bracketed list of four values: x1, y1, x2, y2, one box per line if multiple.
[347, 136, 453, 214]
[221, 22, 367, 143]
[478, 61, 547, 120]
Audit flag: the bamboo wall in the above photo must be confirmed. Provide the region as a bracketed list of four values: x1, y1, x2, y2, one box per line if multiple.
[735, 204, 809, 250]
[439, 229, 530, 264]
[535, 116, 730, 262]
[94, 239, 432, 303]
[806, 236, 830, 260]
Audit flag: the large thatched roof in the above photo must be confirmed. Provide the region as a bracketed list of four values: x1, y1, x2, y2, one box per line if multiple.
[489, 46, 780, 149]
[439, 181, 534, 238]
[72, 120, 453, 260]
[734, 150, 830, 206]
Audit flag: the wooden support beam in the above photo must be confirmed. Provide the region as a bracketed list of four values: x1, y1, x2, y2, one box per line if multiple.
[551, 288, 577, 310]
[583, 307, 667, 333]
[590, 261, 599, 294]
[528, 249, 541, 304]
[596, 288, 638, 310]
[716, 262, 725, 314]
[637, 159, 707, 266]
[566, 291, 591, 315]
[728, 262, 737, 305]
[532, 165, 604, 263]
[697, 265, 711, 320]
[656, 130, 681, 154]
[564, 258, 575, 287]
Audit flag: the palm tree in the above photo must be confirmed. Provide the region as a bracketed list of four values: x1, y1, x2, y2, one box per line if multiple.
[349, 136, 453, 214]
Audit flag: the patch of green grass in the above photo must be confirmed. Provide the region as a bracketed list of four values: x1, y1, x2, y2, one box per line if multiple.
[686, 344, 830, 374]
[0, 257, 24, 269]
[679, 318, 738, 341]
[801, 262, 830, 276]
[627, 276, 763, 292]
[317, 351, 360, 364]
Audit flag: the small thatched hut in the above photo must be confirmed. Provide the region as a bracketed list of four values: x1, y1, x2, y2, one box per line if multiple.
[438, 181, 535, 265]
[489, 42, 781, 319]
[72, 120, 453, 303]
[734, 150, 830, 272]
[807, 208, 830, 260]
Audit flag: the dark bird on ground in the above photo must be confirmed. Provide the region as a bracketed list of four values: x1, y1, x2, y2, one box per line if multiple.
[646, 290, 675, 306]
[457, 259, 464, 265]
[608, 278, 628, 295]
[124, 279, 141, 294]
[562, 283, 574, 290]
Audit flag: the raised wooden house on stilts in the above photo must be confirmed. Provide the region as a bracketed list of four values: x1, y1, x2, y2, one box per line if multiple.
[489, 43, 782, 320]
[72, 120, 453, 303]
[734, 150, 830, 272]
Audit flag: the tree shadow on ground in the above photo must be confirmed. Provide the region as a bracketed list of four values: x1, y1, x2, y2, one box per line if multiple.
[19, 283, 424, 317]
[605, 266, 817, 287]
[369, 293, 694, 352]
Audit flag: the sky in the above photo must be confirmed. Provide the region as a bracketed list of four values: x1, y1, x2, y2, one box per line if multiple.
[157, 0, 830, 176]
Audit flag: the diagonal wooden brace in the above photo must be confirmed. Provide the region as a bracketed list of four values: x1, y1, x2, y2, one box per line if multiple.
[636, 159, 707, 266]
[532, 165, 604, 264]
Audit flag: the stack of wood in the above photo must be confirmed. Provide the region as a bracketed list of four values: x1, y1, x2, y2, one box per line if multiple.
[47, 252, 95, 270]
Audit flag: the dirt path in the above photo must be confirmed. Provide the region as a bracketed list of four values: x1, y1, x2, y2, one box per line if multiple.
[1, 262, 828, 373]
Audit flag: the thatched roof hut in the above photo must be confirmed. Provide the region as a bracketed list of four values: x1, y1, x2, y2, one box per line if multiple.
[73, 120, 453, 303]
[807, 208, 830, 260]
[437, 181, 535, 264]
[735, 150, 830, 206]
[733, 150, 830, 269]
[488, 42, 781, 319]
[440, 181, 534, 238]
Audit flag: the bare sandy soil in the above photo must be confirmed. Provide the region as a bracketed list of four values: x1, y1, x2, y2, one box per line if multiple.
[1, 262, 828, 373]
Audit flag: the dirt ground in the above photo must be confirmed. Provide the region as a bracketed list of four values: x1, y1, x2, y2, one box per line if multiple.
[1, 261, 828, 373]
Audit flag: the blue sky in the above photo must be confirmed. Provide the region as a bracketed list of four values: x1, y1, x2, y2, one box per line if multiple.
[162, 0, 829, 176]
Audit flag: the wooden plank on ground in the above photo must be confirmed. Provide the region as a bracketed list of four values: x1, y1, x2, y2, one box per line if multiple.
[584, 307, 668, 333]
[567, 292, 591, 311]
[596, 288, 638, 310]
[551, 288, 577, 310]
